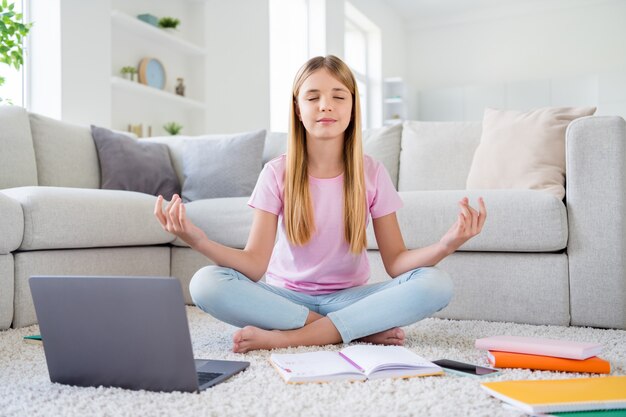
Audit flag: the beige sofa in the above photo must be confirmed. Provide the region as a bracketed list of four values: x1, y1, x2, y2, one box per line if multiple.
[1, 105, 625, 331]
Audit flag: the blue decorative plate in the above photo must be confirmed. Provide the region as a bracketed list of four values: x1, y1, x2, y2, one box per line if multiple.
[139, 58, 166, 90]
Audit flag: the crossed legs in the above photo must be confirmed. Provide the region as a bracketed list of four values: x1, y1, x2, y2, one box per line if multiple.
[189, 265, 453, 353]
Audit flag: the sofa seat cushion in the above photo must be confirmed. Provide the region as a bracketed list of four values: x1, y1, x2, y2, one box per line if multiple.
[366, 189, 567, 252]
[1, 187, 174, 250]
[0, 193, 23, 254]
[172, 197, 253, 248]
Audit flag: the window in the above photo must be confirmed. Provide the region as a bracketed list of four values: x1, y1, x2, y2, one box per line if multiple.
[269, 0, 309, 132]
[0, 0, 28, 107]
[344, 2, 381, 128]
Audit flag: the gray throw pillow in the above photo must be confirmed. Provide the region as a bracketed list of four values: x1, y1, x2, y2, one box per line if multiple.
[182, 129, 266, 202]
[90, 125, 181, 200]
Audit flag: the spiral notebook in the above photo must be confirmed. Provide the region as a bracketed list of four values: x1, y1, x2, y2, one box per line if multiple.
[481, 376, 626, 414]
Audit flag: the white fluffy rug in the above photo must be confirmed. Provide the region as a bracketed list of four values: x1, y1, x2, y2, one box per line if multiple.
[1, 307, 625, 417]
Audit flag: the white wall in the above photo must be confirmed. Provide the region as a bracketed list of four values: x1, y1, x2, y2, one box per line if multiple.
[407, 0, 626, 120]
[29, 0, 110, 126]
[29, 0, 62, 120]
[60, 0, 111, 127]
[203, 0, 270, 134]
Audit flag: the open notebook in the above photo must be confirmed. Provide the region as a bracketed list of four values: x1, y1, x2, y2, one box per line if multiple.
[270, 345, 443, 384]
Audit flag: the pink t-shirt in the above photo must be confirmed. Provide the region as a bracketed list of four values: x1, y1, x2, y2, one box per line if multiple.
[247, 154, 403, 294]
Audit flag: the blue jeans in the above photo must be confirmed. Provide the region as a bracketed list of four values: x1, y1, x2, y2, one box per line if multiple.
[189, 265, 454, 343]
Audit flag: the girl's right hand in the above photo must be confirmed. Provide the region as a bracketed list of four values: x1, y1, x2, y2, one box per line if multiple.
[154, 194, 207, 248]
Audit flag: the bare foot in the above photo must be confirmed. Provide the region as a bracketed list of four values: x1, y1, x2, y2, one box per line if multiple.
[232, 326, 291, 353]
[357, 327, 405, 346]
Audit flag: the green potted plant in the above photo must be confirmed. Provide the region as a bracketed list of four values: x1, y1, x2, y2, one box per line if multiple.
[158, 17, 180, 31]
[120, 66, 137, 81]
[163, 122, 183, 136]
[0, 0, 33, 104]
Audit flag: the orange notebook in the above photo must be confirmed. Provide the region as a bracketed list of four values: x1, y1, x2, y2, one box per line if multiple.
[488, 351, 611, 374]
[481, 376, 626, 414]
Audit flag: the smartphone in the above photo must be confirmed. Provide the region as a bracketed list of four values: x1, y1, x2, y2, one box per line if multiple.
[432, 359, 499, 378]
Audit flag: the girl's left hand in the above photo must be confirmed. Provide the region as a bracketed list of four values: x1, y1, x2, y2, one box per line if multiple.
[439, 197, 487, 254]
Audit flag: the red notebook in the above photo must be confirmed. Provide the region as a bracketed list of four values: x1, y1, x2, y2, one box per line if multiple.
[487, 351, 611, 374]
[475, 336, 602, 360]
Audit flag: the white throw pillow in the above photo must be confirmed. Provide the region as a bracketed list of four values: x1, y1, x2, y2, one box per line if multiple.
[466, 107, 596, 200]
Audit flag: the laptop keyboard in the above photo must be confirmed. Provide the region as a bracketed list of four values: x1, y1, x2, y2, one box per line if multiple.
[197, 371, 223, 386]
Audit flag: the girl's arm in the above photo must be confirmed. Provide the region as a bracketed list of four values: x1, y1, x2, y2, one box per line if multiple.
[373, 197, 486, 278]
[154, 195, 277, 281]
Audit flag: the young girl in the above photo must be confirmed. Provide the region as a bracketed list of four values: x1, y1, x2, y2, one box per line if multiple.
[154, 55, 486, 354]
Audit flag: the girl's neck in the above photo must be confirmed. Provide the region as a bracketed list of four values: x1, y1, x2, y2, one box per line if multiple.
[306, 134, 344, 178]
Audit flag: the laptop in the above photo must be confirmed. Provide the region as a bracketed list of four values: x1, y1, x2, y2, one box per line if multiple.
[29, 276, 249, 393]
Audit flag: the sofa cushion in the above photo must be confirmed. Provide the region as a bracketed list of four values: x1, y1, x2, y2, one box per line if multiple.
[0, 106, 38, 189]
[365, 189, 567, 252]
[171, 197, 253, 248]
[144, 130, 266, 200]
[91, 126, 181, 200]
[399, 121, 482, 191]
[0, 193, 23, 254]
[263, 132, 287, 165]
[363, 123, 402, 189]
[466, 107, 596, 200]
[262, 124, 403, 189]
[29, 114, 100, 189]
[0, 254, 13, 330]
[1, 187, 174, 250]
[181, 130, 266, 202]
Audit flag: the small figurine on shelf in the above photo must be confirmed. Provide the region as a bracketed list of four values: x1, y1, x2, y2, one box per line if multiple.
[175, 78, 186, 96]
[163, 122, 183, 136]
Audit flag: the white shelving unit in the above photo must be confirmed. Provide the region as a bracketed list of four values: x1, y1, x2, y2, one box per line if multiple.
[383, 77, 406, 126]
[110, 1, 207, 136]
[111, 10, 206, 56]
[111, 76, 206, 109]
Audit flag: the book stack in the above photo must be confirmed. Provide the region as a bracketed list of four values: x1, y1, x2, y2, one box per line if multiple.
[475, 335, 610, 374]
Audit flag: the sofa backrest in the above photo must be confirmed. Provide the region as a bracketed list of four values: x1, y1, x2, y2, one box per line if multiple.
[0, 106, 38, 189]
[1, 107, 486, 193]
[399, 121, 482, 191]
[28, 113, 100, 189]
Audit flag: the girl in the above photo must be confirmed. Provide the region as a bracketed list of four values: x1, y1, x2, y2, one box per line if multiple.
[154, 55, 486, 354]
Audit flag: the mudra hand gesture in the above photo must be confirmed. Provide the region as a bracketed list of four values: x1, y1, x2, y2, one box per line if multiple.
[154, 194, 207, 248]
[439, 197, 487, 254]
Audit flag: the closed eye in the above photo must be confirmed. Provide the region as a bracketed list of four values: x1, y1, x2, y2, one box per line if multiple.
[334, 97, 345, 100]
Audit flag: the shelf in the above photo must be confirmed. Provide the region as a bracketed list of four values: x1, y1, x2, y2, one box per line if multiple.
[384, 98, 404, 104]
[383, 119, 403, 126]
[111, 76, 206, 109]
[384, 77, 404, 83]
[111, 10, 206, 56]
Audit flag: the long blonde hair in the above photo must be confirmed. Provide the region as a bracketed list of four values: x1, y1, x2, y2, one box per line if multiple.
[284, 55, 367, 255]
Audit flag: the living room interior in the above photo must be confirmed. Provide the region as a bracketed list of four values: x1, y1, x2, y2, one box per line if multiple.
[1, 0, 626, 416]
